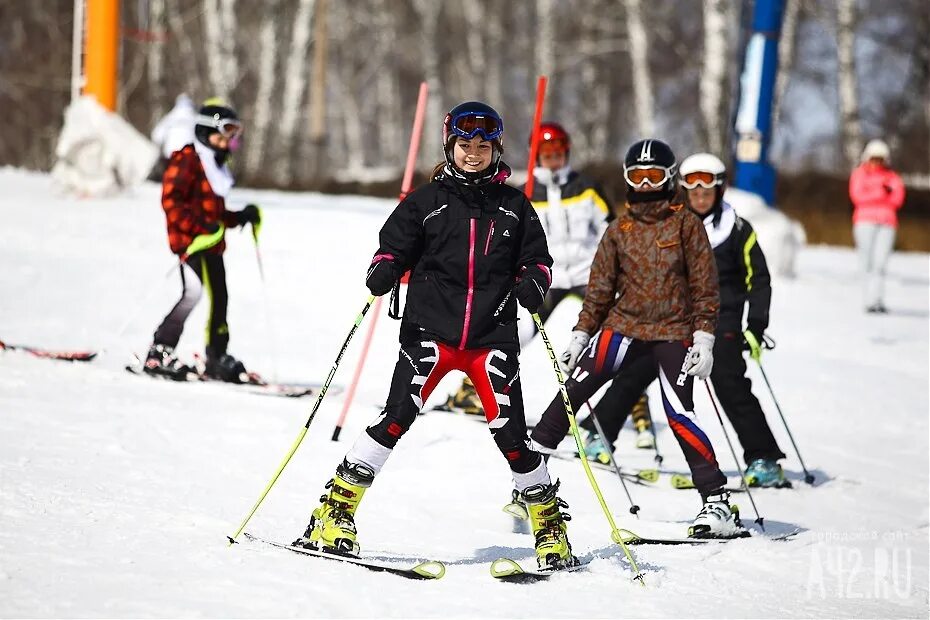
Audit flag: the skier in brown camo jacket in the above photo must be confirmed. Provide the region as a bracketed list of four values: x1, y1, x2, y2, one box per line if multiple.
[531, 139, 746, 539]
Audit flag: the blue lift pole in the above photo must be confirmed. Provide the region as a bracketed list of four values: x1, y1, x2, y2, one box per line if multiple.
[733, 0, 785, 206]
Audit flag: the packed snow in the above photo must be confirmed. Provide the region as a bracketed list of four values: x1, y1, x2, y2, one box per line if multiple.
[0, 167, 927, 618]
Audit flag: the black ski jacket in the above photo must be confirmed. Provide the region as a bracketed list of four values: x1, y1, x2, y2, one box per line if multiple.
[703, 204, 771, 336]
[372, 173, 552, 351]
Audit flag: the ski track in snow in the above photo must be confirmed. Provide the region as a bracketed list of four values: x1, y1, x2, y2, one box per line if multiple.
[0, 168, 927, 617]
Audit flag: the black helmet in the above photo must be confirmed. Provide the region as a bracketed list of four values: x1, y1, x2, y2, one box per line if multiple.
[194, 102, 242, 149]
[441, 101, 504, 185]
[622, 139, 678, 202]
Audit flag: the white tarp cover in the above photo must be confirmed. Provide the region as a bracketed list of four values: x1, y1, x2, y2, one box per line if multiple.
[51, 96, 159, 197]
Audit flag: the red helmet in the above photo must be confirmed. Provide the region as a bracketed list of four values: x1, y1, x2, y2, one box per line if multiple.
[535, 122, 571, 160]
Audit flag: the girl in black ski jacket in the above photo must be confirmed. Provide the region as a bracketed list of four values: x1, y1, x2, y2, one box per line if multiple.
[294, 102, 578, 571]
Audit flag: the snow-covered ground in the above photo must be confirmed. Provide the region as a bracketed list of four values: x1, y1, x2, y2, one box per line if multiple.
[1, 168, 927, 618]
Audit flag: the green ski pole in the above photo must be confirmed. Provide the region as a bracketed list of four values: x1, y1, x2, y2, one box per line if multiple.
[532, 313, 645, 585]
[228, 295, 376, 545]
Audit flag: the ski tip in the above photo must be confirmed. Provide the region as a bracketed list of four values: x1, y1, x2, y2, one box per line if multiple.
[613, 528, 639, 545]
[490, 558, 523, 578]
[412, 560, 446, 579]
[636, 469, 660, 483]
[670, 473, 695, 489]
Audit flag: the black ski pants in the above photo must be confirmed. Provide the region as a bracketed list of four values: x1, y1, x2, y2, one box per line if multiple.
[579, 331, 786, 464]
[532, 329, 728, 496]
[153, 252, 230, 357]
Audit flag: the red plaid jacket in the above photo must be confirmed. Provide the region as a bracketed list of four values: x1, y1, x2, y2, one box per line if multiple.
[161, 145, 239, 256]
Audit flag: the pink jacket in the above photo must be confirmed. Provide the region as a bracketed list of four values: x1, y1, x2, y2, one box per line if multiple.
[849, 163, 906, 227]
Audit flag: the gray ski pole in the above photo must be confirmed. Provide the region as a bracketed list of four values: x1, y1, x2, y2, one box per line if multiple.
[586, 403, 641, 517]
[705, 380, 765, 532]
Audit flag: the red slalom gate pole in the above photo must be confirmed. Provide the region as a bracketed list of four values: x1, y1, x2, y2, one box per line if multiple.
[523, 75, 548, 199]
[331, 82, 429, 442]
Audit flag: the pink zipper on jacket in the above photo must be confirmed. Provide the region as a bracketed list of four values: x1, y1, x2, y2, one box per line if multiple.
[484, 220, 495, 255]
[459, 218, 477, 349]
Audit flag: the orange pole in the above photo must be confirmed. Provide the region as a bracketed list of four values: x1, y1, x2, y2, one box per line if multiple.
[83, 0, 120, 110]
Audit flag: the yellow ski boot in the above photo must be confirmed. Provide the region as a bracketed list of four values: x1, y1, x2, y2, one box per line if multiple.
[522, 481, 578, 570]
[446, 377, 483, 415]
[632, 394, 655, 449]
[293, 460, 374, 555]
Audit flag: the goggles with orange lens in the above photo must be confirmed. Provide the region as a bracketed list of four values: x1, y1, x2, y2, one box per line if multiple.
[538, 140, 569, 157]
[680, 170, 722, 190]
[624, 165, 673, 188]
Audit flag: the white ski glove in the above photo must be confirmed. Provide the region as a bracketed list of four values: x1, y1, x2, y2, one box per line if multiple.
[559, 330, 591, 374]
[686, 330, 715, 380]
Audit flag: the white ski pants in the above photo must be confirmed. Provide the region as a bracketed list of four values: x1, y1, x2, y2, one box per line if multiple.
[853, 222, 896, 308]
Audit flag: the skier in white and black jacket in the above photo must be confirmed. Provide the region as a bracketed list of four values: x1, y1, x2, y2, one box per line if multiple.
[295, 102, 579, 570]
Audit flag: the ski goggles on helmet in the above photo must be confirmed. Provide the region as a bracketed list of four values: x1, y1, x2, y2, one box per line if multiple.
[448, 111, 504, 141]
[624, 165, 673, 189]
[538, 139, 569, 156]
[196, 114, 243, 139]
[680, 170, 722, 190]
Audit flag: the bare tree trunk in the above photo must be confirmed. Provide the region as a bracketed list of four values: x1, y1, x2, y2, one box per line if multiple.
[700, 0, 730, 154]
[302, 0, 329, 180]
[536, 0, 555, 80]
[243, 0, 280, 177]
[461, 1, 486, 98]
[836, 0, 861, 168]
[578, 2, 609, 163]
[772, 0, 801, 130]
[623, 0, 655, 136]
[202, 0, 230, 99]
[330, 2, 364, 173]
[485, 0, 504, 110]
[374, 0, 400, 168]
[146, 0, 166, 127]
[412, 0, 443, 155]
[166, 0, 199, 95]
[274, 0, 316, 185]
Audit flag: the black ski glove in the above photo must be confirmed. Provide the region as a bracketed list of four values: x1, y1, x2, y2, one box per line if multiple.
[235, 204, 261, 227]
[744, 320, 766, 350]
[366, 256, 401, 296]
[514, 265, 550, 313]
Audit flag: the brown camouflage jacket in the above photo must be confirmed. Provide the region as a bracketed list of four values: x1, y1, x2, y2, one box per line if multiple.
[575, 198, 719, 341]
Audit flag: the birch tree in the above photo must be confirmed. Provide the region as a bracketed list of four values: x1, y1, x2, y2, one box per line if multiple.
[700, 0, 732, 154]
[243, 0, 281, 177]
[484, 0, 504, 111]
[330, 1, 364, 173]
[577, 2, 610, 162]
[772, 0, 802, 130]
[166, 0, 199, 96]
[411, 0, 443, 155]
[623, 0, 655, 137]
[274, 0, 316, 185]
[836, 0, 862, 168]
[374, 0, 401, 166]
[146, 0, 166, 125]
[201, 0, 239, 100]
[535, 0, 555, 81]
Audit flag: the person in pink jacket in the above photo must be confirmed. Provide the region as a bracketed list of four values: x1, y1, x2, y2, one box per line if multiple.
[849, 139, 906, 313]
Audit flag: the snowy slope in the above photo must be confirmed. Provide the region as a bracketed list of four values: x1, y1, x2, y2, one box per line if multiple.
[0, 168, 927, 618]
